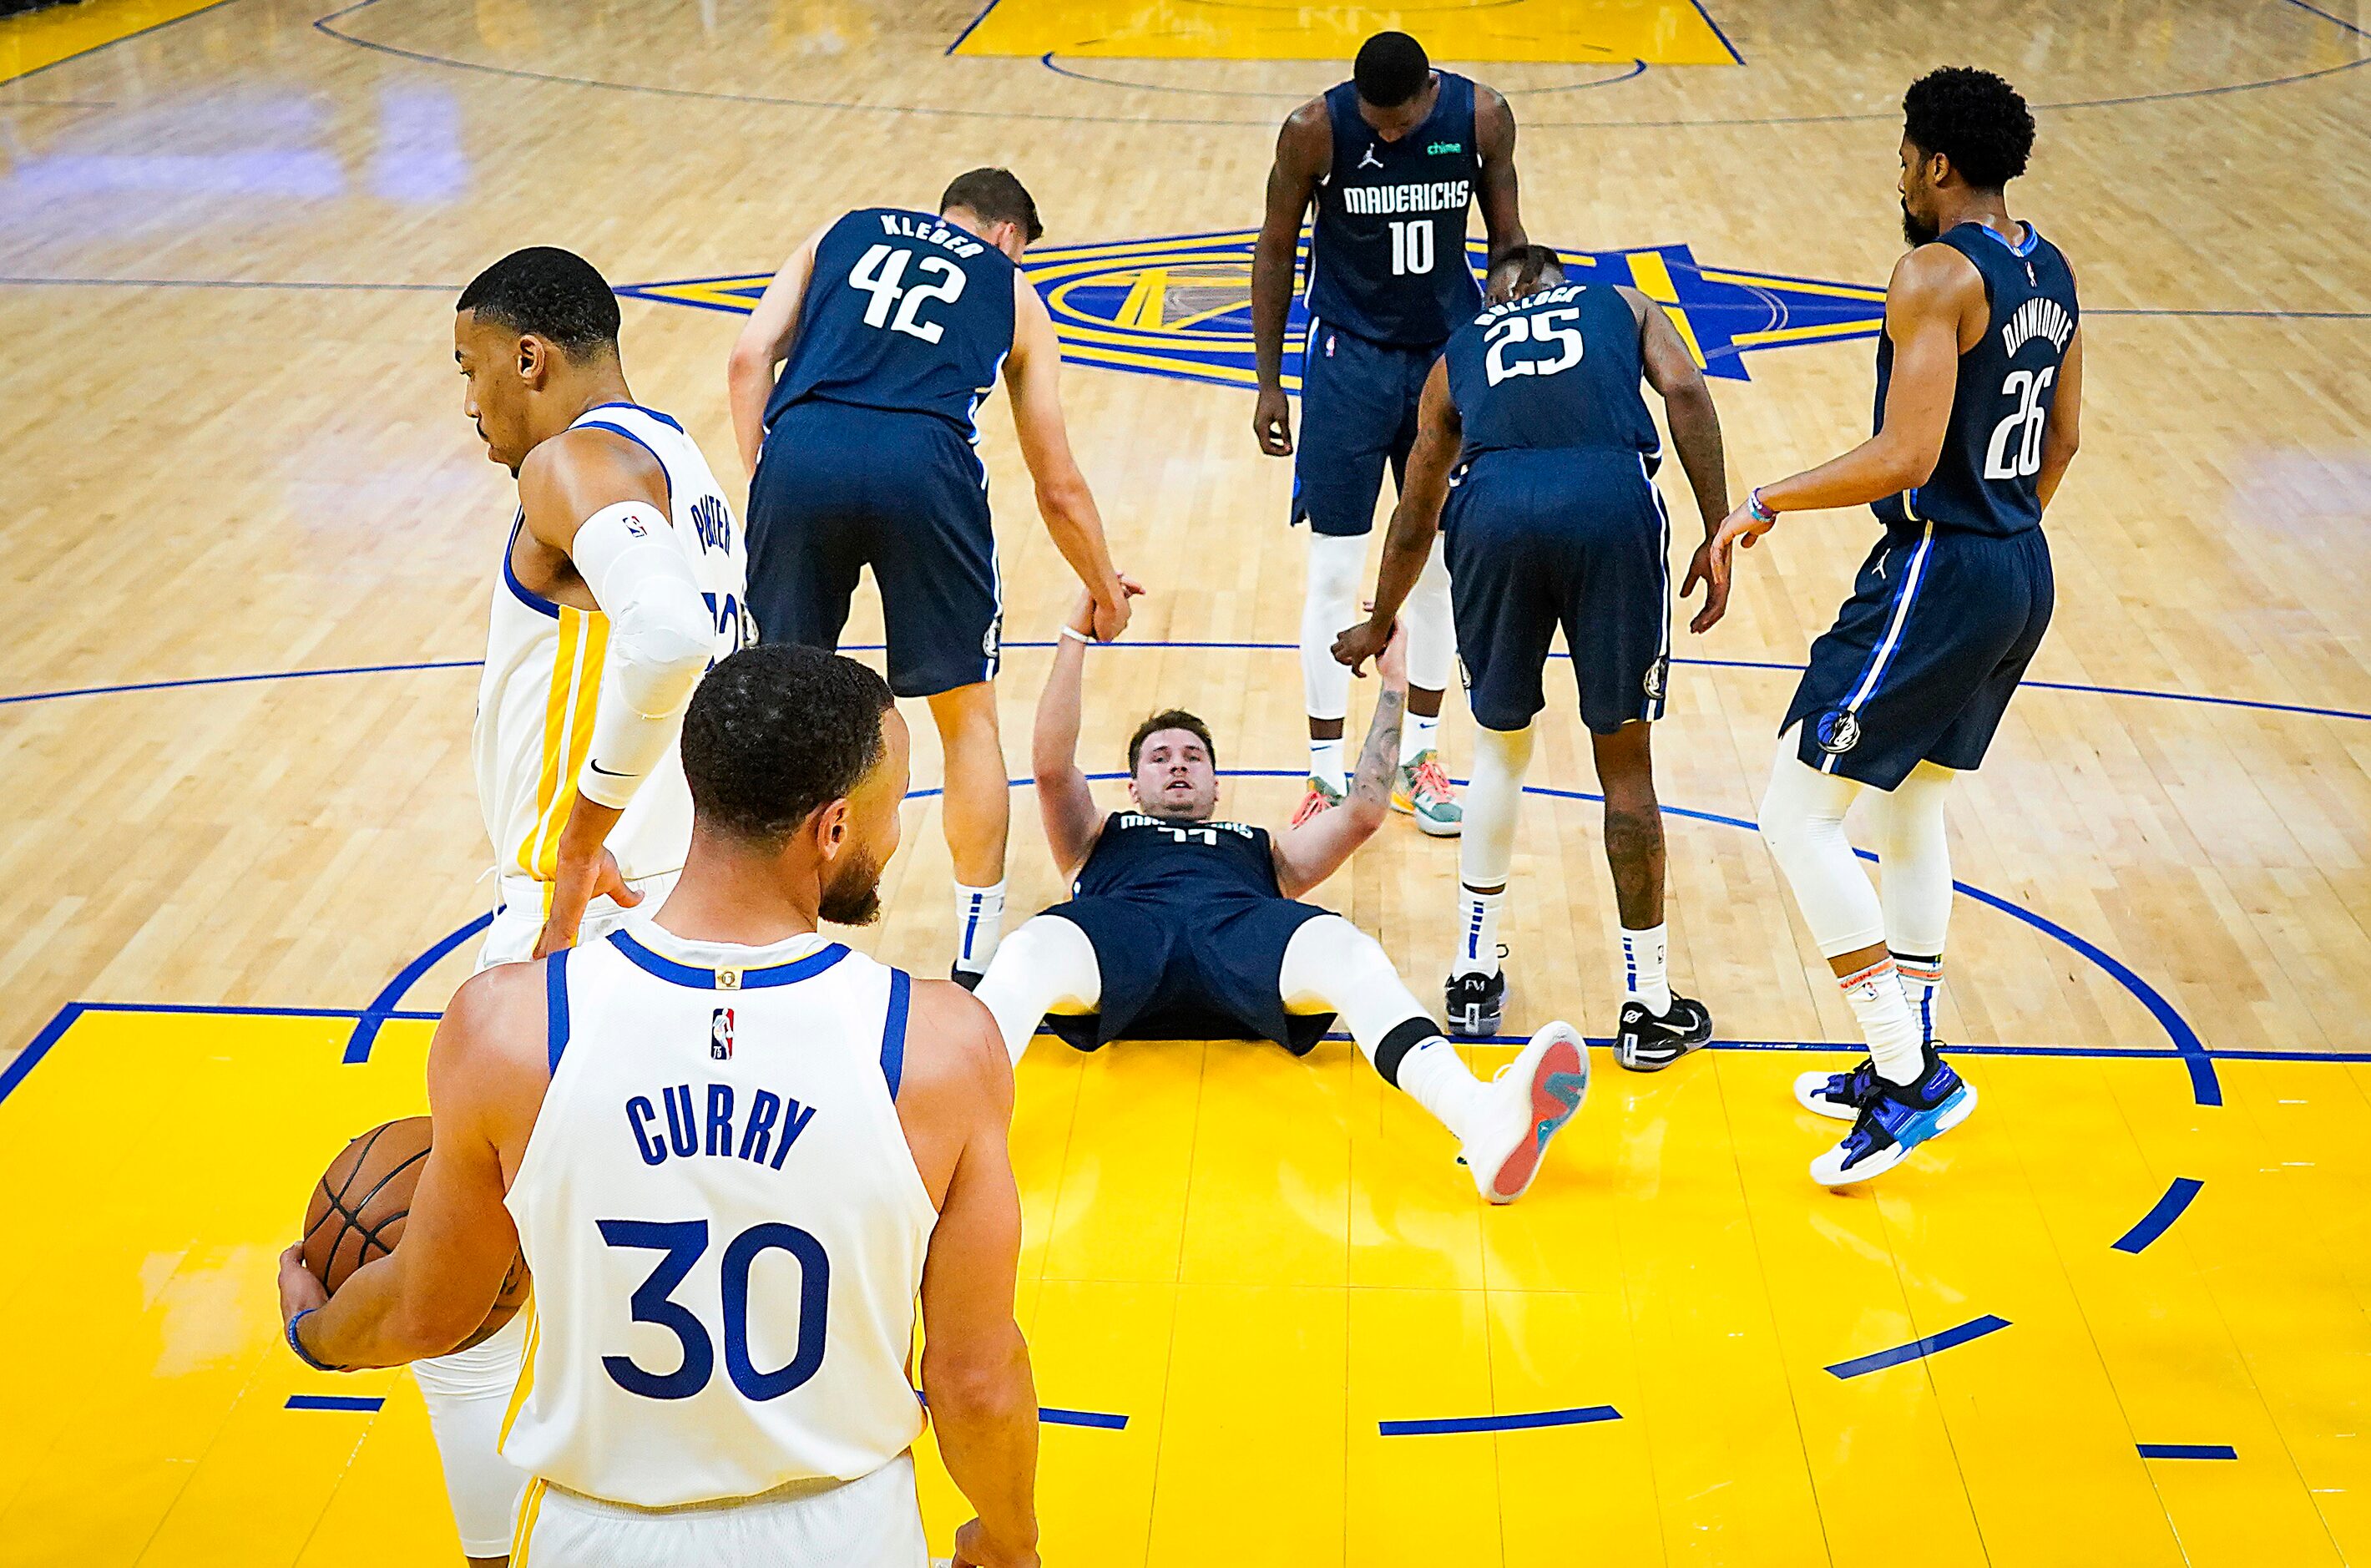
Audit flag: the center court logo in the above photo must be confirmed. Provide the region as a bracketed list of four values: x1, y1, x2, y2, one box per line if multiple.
[620, 231, 1888, 391]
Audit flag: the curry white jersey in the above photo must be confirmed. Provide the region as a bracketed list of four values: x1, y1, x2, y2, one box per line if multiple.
[474, 402, 750, 920]
[501, 926, 936, 1507]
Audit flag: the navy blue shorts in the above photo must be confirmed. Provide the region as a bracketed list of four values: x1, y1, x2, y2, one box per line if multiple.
[1035, 896, 1335, 1054]
[1443, 450, 1672, 734]
[1782, 523, 2054, 788]
[746, 400, 1000, 699]
[1292, 321, 1440, 538]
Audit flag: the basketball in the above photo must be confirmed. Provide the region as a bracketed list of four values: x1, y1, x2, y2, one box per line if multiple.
[301, 1117, 528, 1352]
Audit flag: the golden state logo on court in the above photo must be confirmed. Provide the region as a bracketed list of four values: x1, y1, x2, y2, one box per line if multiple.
[621, 230, 1887, 387]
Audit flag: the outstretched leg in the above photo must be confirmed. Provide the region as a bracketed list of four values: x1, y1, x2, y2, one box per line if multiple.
[972, 913, 1103, 1065]
[927, 681, 1011, 982]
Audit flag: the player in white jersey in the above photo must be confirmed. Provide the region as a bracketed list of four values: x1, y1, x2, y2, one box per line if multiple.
[421, 247, 751, 1563]
[281, 645, 1040, 1568]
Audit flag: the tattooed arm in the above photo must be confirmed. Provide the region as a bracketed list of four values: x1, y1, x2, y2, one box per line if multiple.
[1272, 625, 1406, 898]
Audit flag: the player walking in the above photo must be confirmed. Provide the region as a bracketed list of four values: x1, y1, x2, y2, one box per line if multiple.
[1250, 29, 1526, 835]
[1707, 69, 2081, 1186]
[729, 168, 1132, 986]
[281, 645, 1041, 1568]
[439, 246, 750, 1563]
[1334, 246, 1732, 1060]
[972, 589, 1589, 1205]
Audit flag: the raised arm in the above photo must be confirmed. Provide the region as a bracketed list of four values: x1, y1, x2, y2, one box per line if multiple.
[518, 429, 714, 959]
[1619, 287, 1733, 632]
[1334, 357, 1458, 673]
[1272, 626, 1406, 898]
[1250, 102, 1327, 458]
[1004, 276, 1130, 643]
[277, 965, 544, 1370]
[902, 982, 1040, 1568]
[2035, 325, 2081, 508]
[725, 222, 831, 477]
[1032, 583, 1142, 878]
[1474, 85, 1528, 265]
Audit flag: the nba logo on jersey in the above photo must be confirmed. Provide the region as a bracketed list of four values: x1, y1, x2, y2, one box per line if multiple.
[710, 1007, 735, 1060]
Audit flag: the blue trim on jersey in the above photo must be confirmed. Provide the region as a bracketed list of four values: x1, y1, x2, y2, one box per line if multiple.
[501, 518, 562, 620]
[880, 967, 912, 1099]
[574, 420, 673, 509]
[545, 947, 572, 1071]
[606, 930, 852, 989]
[1964, 220, 2040, 258]
[582, 400, 685, 433]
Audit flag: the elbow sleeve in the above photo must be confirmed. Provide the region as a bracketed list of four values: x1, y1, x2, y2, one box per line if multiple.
[571, 503, 715, 808]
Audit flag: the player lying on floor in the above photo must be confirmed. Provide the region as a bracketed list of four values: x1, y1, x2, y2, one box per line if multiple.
[973, 589, 1588, 1204]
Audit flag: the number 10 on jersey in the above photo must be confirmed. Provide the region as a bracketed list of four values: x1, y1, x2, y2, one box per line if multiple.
[1388, 219, 1434, 276]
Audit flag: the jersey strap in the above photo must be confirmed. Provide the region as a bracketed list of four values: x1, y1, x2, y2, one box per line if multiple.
[545, 946, 573, 1070]
[605, 930, 851, 989]
[879, 968, 912, 1097]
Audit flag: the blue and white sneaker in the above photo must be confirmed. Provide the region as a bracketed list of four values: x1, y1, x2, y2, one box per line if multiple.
[1808, 1044, 1976, 1186]
[1460, 1022, 1590, 1205]
[1795, 1056, 1883, 1120]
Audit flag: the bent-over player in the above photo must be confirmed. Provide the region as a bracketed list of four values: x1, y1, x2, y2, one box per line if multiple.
[439, 245, 751, 1563]
[1335, 246, 1731, 1065]
[1251, 29, 1527, 834]
[729, 168, 1130, 988]
[281, 646, 1041, 1568]
[973, 589, 1588, 1205]
[1708, 68, 2080, 1186]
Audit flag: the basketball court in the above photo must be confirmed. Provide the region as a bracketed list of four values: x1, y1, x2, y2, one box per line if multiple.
[3, 0, 2368, 1563]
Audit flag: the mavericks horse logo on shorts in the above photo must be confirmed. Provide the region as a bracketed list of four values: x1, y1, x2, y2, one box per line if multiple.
[1642, 655, 1668, 701]
[1815, 710, 1862, 755]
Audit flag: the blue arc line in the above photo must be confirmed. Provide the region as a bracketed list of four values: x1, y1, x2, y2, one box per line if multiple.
[1826, 1314, 2012, 1379]
[343, 913, 493, 1063]
[1381, 1404, 1620, 1436]
[286, 1393, 385, 1412]
[2111, 1177, 2206, 1253]
[2137, 1443, 2238, 1460]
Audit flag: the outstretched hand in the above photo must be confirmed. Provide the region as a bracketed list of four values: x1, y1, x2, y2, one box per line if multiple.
[1332, 618, 1393, 675]
[1699, 499, 1777, 625]
[1681, 538, 1731, 634]
[1069, 574, 1147, 641]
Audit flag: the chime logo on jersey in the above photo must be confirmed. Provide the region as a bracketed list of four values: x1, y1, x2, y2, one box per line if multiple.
[621, 232, 1890, 392]
[710, 1006, 734, 1060]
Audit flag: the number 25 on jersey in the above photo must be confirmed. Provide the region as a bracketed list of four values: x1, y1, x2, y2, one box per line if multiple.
[847, 243, 966, 344]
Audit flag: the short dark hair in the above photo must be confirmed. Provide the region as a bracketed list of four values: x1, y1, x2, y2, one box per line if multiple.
[681, 645, 895, 847]
[1354, 31, 1430, 109]
[1126, 709, 1216, 771]
[1903, 67, 2034, 190]
[939, 168, 1043, 244]
[1489, 244, 1565, 292]
[455, 246, 621, 361]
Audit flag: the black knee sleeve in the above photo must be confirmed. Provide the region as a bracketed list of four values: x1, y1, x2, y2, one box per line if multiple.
[1375, 1016, 1443, 1089]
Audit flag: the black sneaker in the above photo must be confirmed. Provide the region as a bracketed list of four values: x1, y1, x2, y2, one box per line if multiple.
[1445, 968, 1506, 1038]
[949, 965, 983, 992]
[1614, 994, 1713, 1072]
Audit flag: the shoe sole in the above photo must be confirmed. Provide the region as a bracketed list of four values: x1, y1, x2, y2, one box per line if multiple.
[1448, 1009, 1502, 1039]
[1488, 1033, 1588, 1203]
[1810, 1083, 1978, 1187]
[1615, 1004, 1712, 1073]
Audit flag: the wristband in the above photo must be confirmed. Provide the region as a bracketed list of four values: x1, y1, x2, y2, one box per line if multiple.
[1059, 625, 1095, 645]
[1747, 488, 1778, 526]
[287, 1308, 342, 1373]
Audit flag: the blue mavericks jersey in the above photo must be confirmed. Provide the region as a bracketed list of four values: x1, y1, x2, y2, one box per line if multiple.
[1073, 813, 1282, 905]
[1445, 281, 1661, 469]
[1306, 73, 1483, 348]
[1873, 222, 2079, 537]
[765, 208, 1019, 438]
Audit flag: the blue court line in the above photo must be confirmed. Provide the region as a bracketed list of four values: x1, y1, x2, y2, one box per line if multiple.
[2138, 1443, 2239, 1460]
[943, 0, 1000, 54]
[0, 277, 455, 293]
[5, 647, 2363, 726]
[1826, 1314, 2012, 1379]
[2111, 1177, 2206, 1254]
[1681, 0, 1745, 64]
[1036, 53, 1648, 99]
[1381, 1404, 1620, 1436]
[344, 912, 493, 1063]
[1039, 1405, 1127, 1430]
[285, 1393, 384, 1412]
[3, 0, 250, 85]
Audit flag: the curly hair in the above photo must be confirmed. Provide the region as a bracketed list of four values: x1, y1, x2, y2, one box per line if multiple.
[681, 645, 895, 846]
[1903, 67, 2035, 190]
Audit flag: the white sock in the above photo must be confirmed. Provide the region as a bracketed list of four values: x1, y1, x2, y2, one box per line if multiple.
[952, 880, 1005, 974]
[1839, 956, 1924, 1084]
[1893, 952, 1943, 1047]
[1400, 711, 1440, 766]
[1394, 1036, 1481, 1142]
[1622, 923, 1671, 1015]
[1308, 738, 1347, 794]
[1453, 886, 1504, 977]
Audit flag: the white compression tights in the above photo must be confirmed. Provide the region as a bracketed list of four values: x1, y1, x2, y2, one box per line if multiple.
[1459, 722, 1534, 889]
[1299, 532, 1455, 721]
[1755, 726, 1955, 959]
